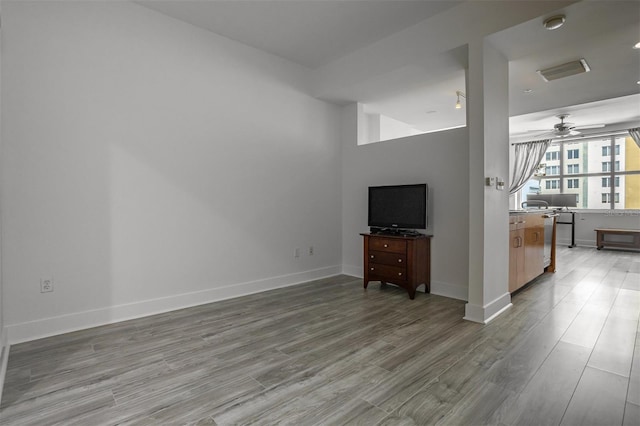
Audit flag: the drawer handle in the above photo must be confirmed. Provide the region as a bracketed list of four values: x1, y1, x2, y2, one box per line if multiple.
[370, 267, 374, 271]
[370, 255, 375, 259]
[383, 244, 388, 248]
[398, 259, 402, 263]
[398, 272, 402, 276]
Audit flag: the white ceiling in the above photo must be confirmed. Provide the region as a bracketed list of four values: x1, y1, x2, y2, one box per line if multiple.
[136, 0, 640, 137]
[136, 0, 462, 69]
[490, 0, 640, 140]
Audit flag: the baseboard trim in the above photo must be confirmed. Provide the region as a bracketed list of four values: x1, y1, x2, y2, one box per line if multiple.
[341, 264, 468, 301]
[342, 264, 361, 278]
[0, 328, 9, 405]
[431, 280, 468, 301]
[7, 265, 342, 344]
[464, 292, 512, 324]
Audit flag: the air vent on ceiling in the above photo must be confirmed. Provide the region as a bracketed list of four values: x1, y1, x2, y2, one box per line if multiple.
[537, 59, 590, 82]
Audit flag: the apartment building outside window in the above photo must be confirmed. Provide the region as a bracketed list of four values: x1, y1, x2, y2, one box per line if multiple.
[524, 134, 640, 209]
[546, 151, 559, 161]
[546, 165, 560, 175]
[567, 149, 579, 159]
[602, 145, 620, 156]
[567, 164, 580, 174]
[602, 177, 620, 188]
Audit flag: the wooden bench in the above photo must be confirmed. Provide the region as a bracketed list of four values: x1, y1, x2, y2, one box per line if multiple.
[595, 228, 640, 250]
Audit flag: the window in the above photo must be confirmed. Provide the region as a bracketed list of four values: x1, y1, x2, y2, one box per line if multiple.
[525, 135, 640, 209]
[602, 145, 621, 156]
[601, 161, 619, 172]
[545, 165, 560, 175]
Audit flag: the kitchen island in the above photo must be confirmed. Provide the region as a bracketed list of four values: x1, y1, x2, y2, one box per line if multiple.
[509, 210, 557, 293]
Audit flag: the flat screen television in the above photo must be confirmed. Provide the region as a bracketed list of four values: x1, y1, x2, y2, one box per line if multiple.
[368, 184, 427, 232]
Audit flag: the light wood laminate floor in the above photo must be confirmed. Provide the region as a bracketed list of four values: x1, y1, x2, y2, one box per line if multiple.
[1, 247, 639, 425]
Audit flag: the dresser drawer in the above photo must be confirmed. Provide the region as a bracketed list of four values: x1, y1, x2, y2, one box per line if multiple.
[369, 238, 406, 253]
[368, 263, 407, 282]
[368, 251, 406, 266]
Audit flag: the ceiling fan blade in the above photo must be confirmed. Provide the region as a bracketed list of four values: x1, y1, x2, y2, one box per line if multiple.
[557, 130, 582, 137]
[573, 124, 605, 130]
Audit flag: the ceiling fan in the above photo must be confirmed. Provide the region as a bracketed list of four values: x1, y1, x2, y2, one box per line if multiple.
[517, 114, 605, 138]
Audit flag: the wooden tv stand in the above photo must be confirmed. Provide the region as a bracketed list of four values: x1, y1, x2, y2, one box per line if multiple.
[361, 233, 432, 299]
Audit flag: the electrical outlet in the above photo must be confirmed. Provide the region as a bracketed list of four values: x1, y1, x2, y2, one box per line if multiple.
[308, 246, 314, 256]
[294, 248, 300, 258]
[40, 278, 54, 293]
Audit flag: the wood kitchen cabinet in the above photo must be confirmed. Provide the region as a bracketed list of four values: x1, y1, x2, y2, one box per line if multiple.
[361, 233, 431, 299]
[509, 213, 545, 293]
[523, 215, 544, 283]
[509, 216, 526, 292]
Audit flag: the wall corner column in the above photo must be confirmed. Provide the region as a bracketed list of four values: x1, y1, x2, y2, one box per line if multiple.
[464, 38, 511, 323]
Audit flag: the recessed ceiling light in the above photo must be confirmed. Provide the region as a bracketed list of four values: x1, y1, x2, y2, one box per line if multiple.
[634, 42, 640, 49]
[523, 89, 533, 93]
[543, 15, 566, 30]
[425, 110, 437, 114]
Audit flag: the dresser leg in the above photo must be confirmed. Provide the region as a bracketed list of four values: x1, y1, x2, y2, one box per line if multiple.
[408, 288, 416, 300]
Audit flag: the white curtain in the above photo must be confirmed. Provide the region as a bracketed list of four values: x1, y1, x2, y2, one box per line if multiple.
[629, 128, 640, 148]
[509, 139, 552, 194]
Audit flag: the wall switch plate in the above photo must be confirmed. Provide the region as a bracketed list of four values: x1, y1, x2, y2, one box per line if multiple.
[496, 177, 505, 190]
[294, 248, 300, 258]
[485, 177, 495, 186]
[41, 278, 54, 293]
[308, 246, 314, 256]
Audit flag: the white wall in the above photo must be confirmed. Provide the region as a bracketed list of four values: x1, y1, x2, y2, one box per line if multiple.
[1, 1, 342, 343]
[0, 0, 7, 401]
[341, 104, 470, 300]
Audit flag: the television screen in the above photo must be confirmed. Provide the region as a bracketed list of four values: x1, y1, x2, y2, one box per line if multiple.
[368, 184, 427, 230]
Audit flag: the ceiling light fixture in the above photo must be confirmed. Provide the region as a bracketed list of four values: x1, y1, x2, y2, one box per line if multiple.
[543, 15, 566, 30]
[455, 90, 466, 109]
[634, 42, 640, 49]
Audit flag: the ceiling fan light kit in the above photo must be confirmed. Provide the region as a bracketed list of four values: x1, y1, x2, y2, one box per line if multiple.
[537, 58, 590, 82]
